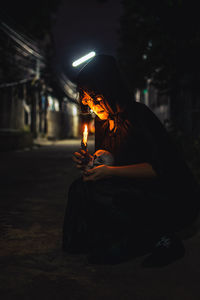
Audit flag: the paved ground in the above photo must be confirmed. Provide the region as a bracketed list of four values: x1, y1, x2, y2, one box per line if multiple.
[0, 138, 200, 300]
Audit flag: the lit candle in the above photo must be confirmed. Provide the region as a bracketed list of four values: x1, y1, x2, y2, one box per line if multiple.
[82, 124, 88, 150]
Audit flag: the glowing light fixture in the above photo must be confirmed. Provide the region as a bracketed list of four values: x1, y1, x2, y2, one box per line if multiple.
[72, 51, 96, 67]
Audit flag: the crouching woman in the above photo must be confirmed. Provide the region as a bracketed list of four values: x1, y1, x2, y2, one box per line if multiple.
[63, 55, 199, 265]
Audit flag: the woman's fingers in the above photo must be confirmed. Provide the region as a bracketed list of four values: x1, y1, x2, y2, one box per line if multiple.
[73, 151, 85, 163]
[84, 168, 94, 174]
[83, 165, 109, 181]
[72, 150, 93, 171]
[72, 151, 89, 170]
[80, 149, 86, 155]
[74, 152, 84, 159]
[83, 169, 97, 181]
[72, 156, 82, 164]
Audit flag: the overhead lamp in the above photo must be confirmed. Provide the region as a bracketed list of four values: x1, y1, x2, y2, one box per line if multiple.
[72, 51, 96, 67]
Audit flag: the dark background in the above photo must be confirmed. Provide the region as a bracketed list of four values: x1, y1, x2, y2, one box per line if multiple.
[1, 0, 122, 81]
[1, 2, 200, 299]
[2, 0, 200, 90]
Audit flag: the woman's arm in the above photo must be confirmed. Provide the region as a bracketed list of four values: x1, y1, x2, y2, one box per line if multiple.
[108, 163, 157, 179]
[83, 163, 157, 181]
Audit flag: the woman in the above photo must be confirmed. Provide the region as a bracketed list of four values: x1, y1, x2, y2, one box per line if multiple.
[63, 55, 199, 266]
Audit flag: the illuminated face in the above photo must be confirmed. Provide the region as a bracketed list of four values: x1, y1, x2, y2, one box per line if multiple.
[81, 91, 109, 120]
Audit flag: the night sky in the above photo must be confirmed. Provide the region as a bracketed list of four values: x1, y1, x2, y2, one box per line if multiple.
[52, 0, 123, 80]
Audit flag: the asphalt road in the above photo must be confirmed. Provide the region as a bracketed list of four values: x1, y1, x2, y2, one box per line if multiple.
[0, 139, 200, 300]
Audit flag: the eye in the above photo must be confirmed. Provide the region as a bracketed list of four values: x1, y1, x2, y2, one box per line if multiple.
[81, 97, 88, 105]
[81, 95, 93, 105]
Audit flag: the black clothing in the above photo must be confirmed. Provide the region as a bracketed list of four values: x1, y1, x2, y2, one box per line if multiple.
[95, 101, 199, 226]
[63, 55, 199, 256]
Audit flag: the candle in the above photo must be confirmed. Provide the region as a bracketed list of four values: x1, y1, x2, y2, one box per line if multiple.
[81, 124, 92, 166]
[82, 124, 88, 150]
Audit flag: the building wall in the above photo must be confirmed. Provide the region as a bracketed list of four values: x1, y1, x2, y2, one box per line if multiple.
[142, 80, 200, 137]
[170, 88, 200, 136]
[0, 87, 24, 130]
[140, 83, 170, 124]
[47, 101, 79, 139]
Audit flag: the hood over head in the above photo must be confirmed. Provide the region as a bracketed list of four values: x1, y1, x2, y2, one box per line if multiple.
[76, 55, 133, 117]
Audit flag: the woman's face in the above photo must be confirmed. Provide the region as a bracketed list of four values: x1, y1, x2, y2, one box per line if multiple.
[81, 91, 109, 120]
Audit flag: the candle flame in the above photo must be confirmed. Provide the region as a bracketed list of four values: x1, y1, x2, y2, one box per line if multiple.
[83, 124, 88, 146]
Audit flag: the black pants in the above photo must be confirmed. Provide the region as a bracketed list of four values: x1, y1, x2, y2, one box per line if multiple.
[63, 177, 197, 253]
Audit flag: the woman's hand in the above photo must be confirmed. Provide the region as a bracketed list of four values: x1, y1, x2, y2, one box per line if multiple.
[83, 165, 111, 181]
[72, 150, 93, 170]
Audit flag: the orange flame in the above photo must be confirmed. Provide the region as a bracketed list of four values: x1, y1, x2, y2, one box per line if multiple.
[83, 124, 88, 146]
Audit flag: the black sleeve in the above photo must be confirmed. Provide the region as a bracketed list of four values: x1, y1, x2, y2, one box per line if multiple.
[133, 103, 199, 224]
[139, 104, 195, 187]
